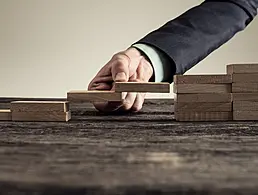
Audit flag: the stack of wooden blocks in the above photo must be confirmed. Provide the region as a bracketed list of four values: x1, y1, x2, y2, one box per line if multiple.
[229, 64, 258, 120]
[174, 63, 258, 122]
[173, 74, 233, 121]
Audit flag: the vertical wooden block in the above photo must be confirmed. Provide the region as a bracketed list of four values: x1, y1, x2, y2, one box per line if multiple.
[67, 91, 123, 102]
[12, 111, 71, 122]
[173, 84, 232, 94]
[174, 93, 232, 103]
[0, 109, 12, 121]
[175, 112, 233, 122]
[174, 75, 232, 84]
[114, 82, 170, 93]
[11, 101, 69, 112]
[227, 64, 258, 74]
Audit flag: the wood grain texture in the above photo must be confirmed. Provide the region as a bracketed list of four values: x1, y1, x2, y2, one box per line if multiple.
[173, 84, 232, 94]
[234, 111, 258, 121]
[175, 112, 233, 121]
[174, 75, 232, 84]
[67, 90, 123, 102]
[0, 109, 11, 121]
[232, 93, 258, 101]
[175, 102, 232, 112]
[115, 82, 170, 93]
[234, 101, 258, 111]
[175, 93, 232, 103]
[232, 83, 258, 93]
[232, 73, 258, 83]
[1, 98, 258, 194]
[10, 101, 69, 112]
[227, 64, 258, 74]
[12, 111, 71, 122]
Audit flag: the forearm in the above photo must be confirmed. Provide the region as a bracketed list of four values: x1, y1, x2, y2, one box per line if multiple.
[135, 0, 258, 83]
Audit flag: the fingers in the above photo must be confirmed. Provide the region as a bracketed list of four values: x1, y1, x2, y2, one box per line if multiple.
[111, 53, 130, 82]
[120, 92, 137, 111]
[91, 83, 112, 90]
[131, 93, 145, 112]
[93, 101, 124, 113]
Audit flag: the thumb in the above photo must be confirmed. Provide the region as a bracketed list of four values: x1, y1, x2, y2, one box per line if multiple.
[111, 54, 131, 82]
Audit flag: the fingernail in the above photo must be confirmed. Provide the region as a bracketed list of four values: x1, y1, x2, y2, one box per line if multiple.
[115, 72, 126, 82]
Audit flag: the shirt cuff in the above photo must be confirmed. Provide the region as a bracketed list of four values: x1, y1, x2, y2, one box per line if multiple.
[132, 43, 173, 82]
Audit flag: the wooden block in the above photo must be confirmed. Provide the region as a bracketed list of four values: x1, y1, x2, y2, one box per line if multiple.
[227, 64, 258, 74]
[175, 112, 233, 122]
[175, 93, 232, 103]
[10, 101, 69, 112]
[232, 73, 258, 83]
[67, 91, 123, 102]
[114, 82, 170, 93]
[232, 83, 258, 93]
[174, 75, 232, 84]
[175, 102, 232, 112]
[0, 109, 12, 121]
[234, 111, 258, 121]
[12, 111, 71, 122]
[0, 103, 10, 109]
[233, 101, 258, 111]
[232, 93, 258, 101]
[173, 84, 231, 94]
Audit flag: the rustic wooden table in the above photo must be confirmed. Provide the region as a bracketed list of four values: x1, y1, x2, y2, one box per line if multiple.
[0, 98, 258, 195]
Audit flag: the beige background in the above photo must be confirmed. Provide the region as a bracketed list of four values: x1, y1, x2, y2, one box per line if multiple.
[0, 0, 257, 98]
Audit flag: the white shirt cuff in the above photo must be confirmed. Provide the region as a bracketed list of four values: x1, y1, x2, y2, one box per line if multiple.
[132, 43, 172, 82]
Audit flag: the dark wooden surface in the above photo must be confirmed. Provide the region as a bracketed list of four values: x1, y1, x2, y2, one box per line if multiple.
[1, 98, 258, 195]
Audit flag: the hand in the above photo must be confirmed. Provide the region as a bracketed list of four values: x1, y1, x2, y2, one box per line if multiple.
[88, 47, 154, 113]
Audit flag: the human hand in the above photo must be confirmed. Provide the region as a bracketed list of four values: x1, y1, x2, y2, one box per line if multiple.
[88, 47, 154, 113]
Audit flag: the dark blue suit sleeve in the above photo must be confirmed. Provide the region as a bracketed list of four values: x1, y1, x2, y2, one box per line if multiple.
[135, 0, 258, 83]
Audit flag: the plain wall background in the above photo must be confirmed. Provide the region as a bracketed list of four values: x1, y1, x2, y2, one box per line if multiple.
[0, 0, 257, 98]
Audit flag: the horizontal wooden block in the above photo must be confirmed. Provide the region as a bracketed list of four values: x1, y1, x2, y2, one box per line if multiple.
[12, 111, 71, 122]
[232, 73, 258, 83]
[233, 101, 258, 111]
[0, 109, 12, 121]
[173, 84, 231, 94]
[114, 82, 170, 93]
[175, 102, 232, 112]
[174, 93, 232, 103]
[175, 112, 233, 122]
[234, 111, 258, 121]
[232, 83, 258, 93]
[227, 64, 258, 74]
[10, 101, 69, 112]
[67, 91, 123, 102]
[232, 93, 258, 101]
[174, 75, 232, 84]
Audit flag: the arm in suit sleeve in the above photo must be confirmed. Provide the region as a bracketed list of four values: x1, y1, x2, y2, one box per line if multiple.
[134, 0, 258, 83]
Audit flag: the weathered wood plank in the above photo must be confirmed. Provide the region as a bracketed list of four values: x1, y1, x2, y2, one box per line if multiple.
[174, 74, 232, 84]
[175, 93, 232, 103]
[115, 82, 170, 93]
[174, 84, 232, 94]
